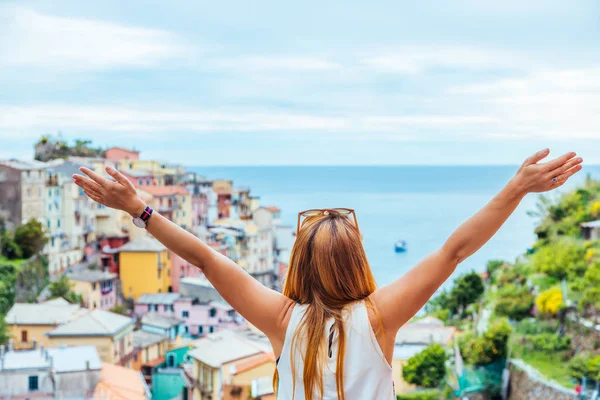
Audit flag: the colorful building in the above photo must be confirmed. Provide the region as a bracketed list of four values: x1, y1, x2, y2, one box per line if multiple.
[186, 330, 273, 400]
[94, 362, 151, 400]
[213, 179, 233, 219]
[46, 309, 135, 367]
[140, 313, 186, 340]
[0, 159, 47, 227]
[105, 147, 140, 162]
[132, 330, 170, 384]
[0, 344, 102, 399]
[170, 252, 203, 293]
[5, 298, 84, 350]
[118, 237, 172, 301]
[67, 269, 118, 310]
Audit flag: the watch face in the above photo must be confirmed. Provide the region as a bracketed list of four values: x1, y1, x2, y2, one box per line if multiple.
[132, 217, 146, 228]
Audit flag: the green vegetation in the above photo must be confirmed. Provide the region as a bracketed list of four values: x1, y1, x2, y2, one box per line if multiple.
[396, 390, 440, 400]
[402, 344, 448, 389]
[494, 284, 534, 320]
[1, 219, 48, 260]
[48, 275, 82, 304]
[34, 135, 105, 162]
[109, 304, 129, 316]
[459, 319, 511, 366]
[535, 287, 564, 316]
[426, 271, 484, 319]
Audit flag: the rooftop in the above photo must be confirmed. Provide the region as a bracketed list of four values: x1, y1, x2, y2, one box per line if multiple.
[94, 362, 150, 400]
[233, 352, 275, 375]
[5, 300, 83, 325]
[179, 277, 215, 289]
[581, 220, 600, 228]
[393, 343, 429, 361]
[0, 159, 47, 171]
[0, 346, 101, 372]
[141, 313, 183, 329]
[264, 206, 281, 213]
[139, 185, 189, 197]
[67, 269, 117, 283]
[133, 330, 168, 349]
[118, 236, 167, 253]
[47, 309, 134, 337]
[48, 160, 90, 177]
[121, 168, 154, 178]
[395, 323, 457, 346]
[136, 293, 182, 305]
[188, 330, 265, 368]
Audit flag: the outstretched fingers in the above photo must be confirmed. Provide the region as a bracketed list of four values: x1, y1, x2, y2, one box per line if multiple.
[79, 167, 111, 187]
[523, 148, 550, 166]
[542, 152, 577, 172]
[553, 164, 583, 187]
[105, 165, 134, 189]
[548, 155, 582, 177]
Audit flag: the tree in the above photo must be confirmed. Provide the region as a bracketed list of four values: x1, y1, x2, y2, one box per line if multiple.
[109, 304, 129, 316]
[13, 219, 48, 259]
[495, 284, 534, 320]
[1, 231, 22, 260]
[48, 275, 81, 304]
[0, 263, 18, 314]
[402, 344, 448, 388]
[535, 287, 564, 316]
[532, 239, 587, 280]
[460, 319, 512, 366]
[486, 259, 507, 280]
[447, 272, 485, 315]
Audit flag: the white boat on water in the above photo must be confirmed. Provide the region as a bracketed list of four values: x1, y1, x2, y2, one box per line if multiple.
[395, 240, 407, 253]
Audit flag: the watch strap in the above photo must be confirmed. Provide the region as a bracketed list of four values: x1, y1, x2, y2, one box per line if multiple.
[140, 206, 153, 222]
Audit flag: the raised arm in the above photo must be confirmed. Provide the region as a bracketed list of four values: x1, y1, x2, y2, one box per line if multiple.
[371, 149, 582, 333]
[73, 166, 292, 346]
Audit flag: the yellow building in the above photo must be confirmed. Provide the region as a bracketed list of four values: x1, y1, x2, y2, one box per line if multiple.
[132, 330, 170, 383]
[46, 309, 135, 366]
[67, 269, 118, 310]
[118, 237, 172, 301]
[5, 298, 84, 350]
[187, 330, 273, 400]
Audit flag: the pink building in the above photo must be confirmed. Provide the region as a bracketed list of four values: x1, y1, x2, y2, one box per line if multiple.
[105, 147, 140, 161]
[170, 252, 203, 293]
[134, 293, 244, 337]
[66, 269, 118, 311]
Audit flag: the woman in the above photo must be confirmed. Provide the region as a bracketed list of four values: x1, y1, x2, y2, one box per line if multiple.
[73, 149, 581, 400]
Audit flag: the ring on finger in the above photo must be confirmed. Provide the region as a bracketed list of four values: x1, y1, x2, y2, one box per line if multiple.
[552, 177, 558, 184]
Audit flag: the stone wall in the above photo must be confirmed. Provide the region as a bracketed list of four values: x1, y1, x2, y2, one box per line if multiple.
[507, 359, 577, 400]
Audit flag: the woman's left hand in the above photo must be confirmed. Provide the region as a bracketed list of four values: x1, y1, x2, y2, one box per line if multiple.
[512, 149, 583, 194]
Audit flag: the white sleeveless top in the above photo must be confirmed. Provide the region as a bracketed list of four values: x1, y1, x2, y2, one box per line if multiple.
[276, 301, 395, 399]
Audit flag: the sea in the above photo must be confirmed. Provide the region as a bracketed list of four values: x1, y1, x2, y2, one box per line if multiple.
[191, 165, 600, 290]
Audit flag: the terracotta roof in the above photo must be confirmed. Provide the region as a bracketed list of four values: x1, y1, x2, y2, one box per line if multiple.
[94, 363, 149, 400]
[264, 206, 281, 213]
[233, 352, 275, 375]
[106, 146, 139, 154]
[141, 185, 189, 197]
[143, 356, 166, 368]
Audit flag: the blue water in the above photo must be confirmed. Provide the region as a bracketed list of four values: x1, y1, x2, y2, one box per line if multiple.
[191, 166, 600, 289]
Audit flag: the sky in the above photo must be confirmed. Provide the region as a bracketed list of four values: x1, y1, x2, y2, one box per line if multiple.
[0, 0, 599, 165]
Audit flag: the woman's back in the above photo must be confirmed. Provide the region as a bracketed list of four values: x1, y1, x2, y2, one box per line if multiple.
[276, 301, 395, 400]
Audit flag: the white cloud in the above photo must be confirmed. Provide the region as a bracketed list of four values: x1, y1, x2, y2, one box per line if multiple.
[0, 5, 192, 71]
[0, 104, 497, 139]
[213, 56, 342, 71]
[362, 46, 524, 73]
[448, 68, 600, 139]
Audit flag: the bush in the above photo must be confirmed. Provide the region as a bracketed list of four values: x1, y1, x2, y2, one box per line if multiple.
[527, 333, 571, 352]
[496, 268, 526, 288]
[13, 219, 48, 259]
[396, 390, 440, 400]
[402, 344, 447, 388]
[535, 287, 564, 316]
[494, 284, 534, 320]
[531, 239, 587, 280]
[1, 231, 22, 260]
[487, 259, 507, 281]
[568, 353, 592, 382]
[515, 318, 557, 335]
[460, 319, 511, 366]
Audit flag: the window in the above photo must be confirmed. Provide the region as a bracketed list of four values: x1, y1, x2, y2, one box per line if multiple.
[139, 179, 143, 186]
[51, 238, 55, 247]
[47, 220, 51, 229]
[92, 282, 97, 290]
[21, 330, 28, 342]
[55, 188, 59, 196]
[165, 304, 173, 312]
[28, 375, 38, 391]
[149, 304, 157, 312]
[48, 189, 52, 197]
[146, 179, 151, 185]
[209, 308, 217, 318]
[48, 204, 52, 212]
[167, 354, 176, 367]
[57, 219, 61, 228]
[26, 188, 31, 198]
[198, 326, 203, 335]
[183, 211, 186, 217]
[182, 311, 189, 318]
[113, 254, 118, 263]
[26, 171, 30, 178]
[209, 326, 214, 333]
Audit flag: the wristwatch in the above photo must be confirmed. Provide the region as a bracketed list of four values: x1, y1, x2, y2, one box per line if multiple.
[132, 206, 153, 229]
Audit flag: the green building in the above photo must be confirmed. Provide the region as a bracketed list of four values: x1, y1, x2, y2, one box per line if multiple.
[152, 345, 194, 400]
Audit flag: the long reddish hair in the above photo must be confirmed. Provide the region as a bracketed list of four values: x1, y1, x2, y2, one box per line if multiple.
[274, 210, 378, 400]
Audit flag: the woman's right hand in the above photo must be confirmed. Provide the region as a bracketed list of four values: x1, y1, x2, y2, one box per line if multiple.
[512, 148, 582, 194]
[73, 165, 146, 217]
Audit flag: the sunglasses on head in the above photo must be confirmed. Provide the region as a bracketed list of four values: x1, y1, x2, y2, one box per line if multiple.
[296, 208, 359, 235]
